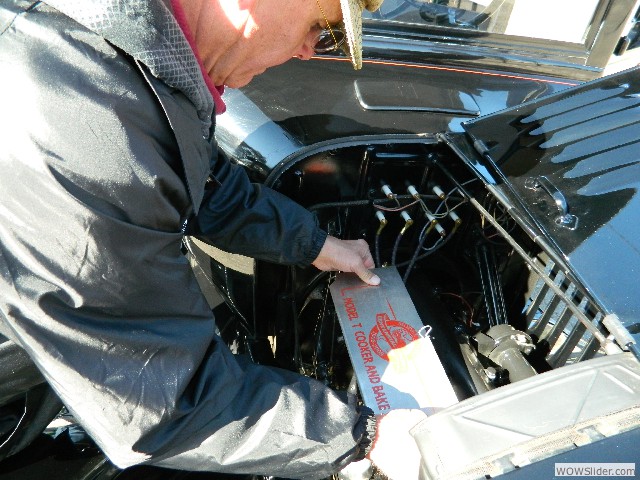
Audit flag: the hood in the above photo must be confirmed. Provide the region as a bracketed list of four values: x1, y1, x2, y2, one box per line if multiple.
[452, 67, 640, 340]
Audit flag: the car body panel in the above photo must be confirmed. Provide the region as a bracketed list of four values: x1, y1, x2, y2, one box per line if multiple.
[217, 58, 578, 177]
[459, 67, 640, 341]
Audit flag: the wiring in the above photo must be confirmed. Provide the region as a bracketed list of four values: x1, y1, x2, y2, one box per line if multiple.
[375, 232, 382, 268]
[374, 198, 421, 212]
[401, 222, 432, 282]
[308, 178, 474, 272]
[309, 194, 441, 213]
[391, 211, 413, 266]
[479, 195, 516, 243]
[398, 230, 454, 277]
[438, 292, 475, 326]
[374, 212, 387, 268]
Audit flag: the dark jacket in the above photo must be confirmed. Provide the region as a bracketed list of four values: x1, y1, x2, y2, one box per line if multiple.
[0, 1, 365, 477]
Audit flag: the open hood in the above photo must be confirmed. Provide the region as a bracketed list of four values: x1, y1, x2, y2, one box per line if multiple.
[450, 67, 640, 342]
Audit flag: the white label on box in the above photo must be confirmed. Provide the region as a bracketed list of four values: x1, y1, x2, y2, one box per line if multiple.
[330, 267, 458, 414]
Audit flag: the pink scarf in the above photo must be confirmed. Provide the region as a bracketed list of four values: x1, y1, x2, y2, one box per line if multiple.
[171, 0, 226, 114]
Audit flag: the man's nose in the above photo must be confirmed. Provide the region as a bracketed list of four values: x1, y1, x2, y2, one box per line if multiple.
[294, 33, 317, 60]
[295, 48, 314, 60]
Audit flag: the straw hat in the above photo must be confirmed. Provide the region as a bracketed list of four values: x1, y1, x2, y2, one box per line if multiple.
[340, 0, 384, 69]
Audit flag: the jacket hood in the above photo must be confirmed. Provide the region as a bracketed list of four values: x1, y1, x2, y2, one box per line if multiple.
[45, 0, 214, 135]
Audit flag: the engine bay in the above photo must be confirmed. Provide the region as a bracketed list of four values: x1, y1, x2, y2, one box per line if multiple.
[186, 137, 640, 479]
[233, 139, 609, 395]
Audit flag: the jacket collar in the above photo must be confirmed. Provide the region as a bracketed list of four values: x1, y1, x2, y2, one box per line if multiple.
[44, 0, 214, 136]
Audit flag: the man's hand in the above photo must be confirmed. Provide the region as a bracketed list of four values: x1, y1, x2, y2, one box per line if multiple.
[312, 236, 380, 285]
[368, 409, 428, 480]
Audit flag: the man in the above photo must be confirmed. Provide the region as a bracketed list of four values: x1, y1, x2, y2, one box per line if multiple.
[0, 0, 403, 478]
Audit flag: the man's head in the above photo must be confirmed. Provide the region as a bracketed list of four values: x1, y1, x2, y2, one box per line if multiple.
[182, 0, 383, 88]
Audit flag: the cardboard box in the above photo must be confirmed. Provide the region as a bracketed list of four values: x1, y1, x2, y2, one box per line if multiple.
[330, 267, 458, 414]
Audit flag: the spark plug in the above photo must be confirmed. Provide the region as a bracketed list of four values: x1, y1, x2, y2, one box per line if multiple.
[400, 211, 413, 235]
[448, 210, 462, 234]
[375, 211, 387, 235]
[432, 185, 446, 199]
[408, 185, 432, 216]
[425, 211, 446, 237]
[381, 183, 395, 200]
[407, 185, 420, 200]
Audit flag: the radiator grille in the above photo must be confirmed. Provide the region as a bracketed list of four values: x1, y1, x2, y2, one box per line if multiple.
[468, 193, 611, 369]
[524, 258, 605, 368]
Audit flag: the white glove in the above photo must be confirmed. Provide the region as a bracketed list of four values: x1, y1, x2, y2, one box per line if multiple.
[368, 409, 428, 480]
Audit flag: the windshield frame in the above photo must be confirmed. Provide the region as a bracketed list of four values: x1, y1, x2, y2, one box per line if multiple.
[361, 0, 640, 80]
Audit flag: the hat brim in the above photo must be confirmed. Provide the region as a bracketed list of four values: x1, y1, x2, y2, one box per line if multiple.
[339, 0, 384, 69]
[340, 0, 365, 69]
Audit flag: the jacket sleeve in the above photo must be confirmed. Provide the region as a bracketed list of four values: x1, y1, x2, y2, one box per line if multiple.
[0, 4, 358, 478]
[187, 151, 327, 267]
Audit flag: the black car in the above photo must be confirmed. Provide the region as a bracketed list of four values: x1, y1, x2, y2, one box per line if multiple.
[2, 0, 640, 479]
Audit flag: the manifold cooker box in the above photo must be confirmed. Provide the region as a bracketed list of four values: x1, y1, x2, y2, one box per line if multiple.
[329, 267, 458, 414]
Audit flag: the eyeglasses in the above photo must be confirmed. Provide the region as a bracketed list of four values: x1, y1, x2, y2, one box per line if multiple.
[314, 0, 346, 53]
